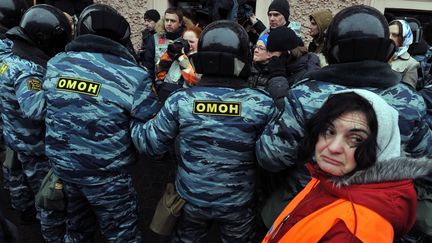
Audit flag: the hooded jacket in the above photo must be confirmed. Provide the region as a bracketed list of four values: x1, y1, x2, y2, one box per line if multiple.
[308, 9, 332, 54]
[264, 158, 432, 242]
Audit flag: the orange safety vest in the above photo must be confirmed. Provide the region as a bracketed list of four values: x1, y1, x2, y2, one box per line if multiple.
[262, 178, 394, 243]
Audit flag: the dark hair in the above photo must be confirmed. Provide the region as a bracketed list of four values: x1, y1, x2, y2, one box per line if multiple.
[299, 92, 378, 172]
[165, 7, 183, 22]
[389, 21, 404, 42]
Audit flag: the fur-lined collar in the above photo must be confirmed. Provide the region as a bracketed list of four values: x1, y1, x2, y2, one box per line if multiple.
[66, 34, 136, 63]
[326, 157, 432, 187]
[304, 60, 401, 89]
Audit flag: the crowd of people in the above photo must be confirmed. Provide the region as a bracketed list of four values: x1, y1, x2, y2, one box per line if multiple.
[1, 0, 432, 242]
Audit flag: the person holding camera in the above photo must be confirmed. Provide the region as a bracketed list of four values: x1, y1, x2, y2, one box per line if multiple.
[142, 7, 194, 82]
[155, 26, 202, 102]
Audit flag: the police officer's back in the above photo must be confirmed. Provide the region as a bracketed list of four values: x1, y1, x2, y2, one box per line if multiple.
[41, 4, 159, 242]
[132, 21, 277, 242]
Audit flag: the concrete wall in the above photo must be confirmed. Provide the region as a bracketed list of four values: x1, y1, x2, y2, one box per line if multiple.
[94, 0, 430, 50]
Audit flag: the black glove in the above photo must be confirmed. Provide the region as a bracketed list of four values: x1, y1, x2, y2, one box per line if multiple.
[267, 54, 287, 78]
[154, 80, 182, 103]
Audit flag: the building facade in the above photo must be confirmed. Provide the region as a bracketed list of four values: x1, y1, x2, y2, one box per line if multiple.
[94, 0, 432, 50]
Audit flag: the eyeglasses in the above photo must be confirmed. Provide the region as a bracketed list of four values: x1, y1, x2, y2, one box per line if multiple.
[253, 45, 267, 52]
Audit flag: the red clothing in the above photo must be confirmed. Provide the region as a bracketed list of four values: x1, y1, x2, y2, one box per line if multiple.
[269, 163, 417, 242]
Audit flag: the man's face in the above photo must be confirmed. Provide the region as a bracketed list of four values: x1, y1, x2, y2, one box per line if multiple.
[268, 11, 286, 29]
[164, 13, 181, 33]
[309, 18, 319, 37]
[144, 19, 157, 31]
[389, 24, 402, 48]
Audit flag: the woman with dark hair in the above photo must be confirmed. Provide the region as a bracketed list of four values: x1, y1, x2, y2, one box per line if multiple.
[263, 89, 432, 242]
[389, 19, 420, 88]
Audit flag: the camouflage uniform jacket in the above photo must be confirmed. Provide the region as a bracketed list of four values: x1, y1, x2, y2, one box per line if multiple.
[257, 61, 432, 191]
[43, 35, 160, 185]
[0, 38, 48, 156]
[132, 77, 278, 208]
[0, 38, 13, 154]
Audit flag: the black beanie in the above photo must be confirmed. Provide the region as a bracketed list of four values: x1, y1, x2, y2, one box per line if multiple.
[268, 0, 290, 22]
[144, 9, 160, 22]
[267, 26, 301, 52]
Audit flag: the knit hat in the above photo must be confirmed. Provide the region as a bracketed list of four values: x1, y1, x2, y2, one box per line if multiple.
[268, 0, 290, 22]
[258, 33, 269, 47]
[334, 89, 401, 161]
[267, 26, 301, 52]
[144, 9, 160, 22]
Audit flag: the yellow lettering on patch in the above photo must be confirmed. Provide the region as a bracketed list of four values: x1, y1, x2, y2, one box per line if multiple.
[56, 77, 101, 96]
[27, 78, 42, 91]
[0, 63, 8, 75]
[193, 100, 241, 116]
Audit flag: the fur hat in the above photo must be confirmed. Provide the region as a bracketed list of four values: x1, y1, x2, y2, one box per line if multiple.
[268, 0, 290, 22]
[267, 26, 301, 52]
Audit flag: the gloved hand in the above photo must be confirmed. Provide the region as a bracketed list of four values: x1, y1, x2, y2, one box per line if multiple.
[267, 54, 287, 78]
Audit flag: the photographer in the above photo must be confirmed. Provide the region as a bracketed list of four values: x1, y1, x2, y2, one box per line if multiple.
[155, 26, 202, 102]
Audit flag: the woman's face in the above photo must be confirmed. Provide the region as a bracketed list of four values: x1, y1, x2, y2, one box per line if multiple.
[253, 40, 271, 63]
[183, 30, 199, 52]
[389, 24, 402, 48]
[315, 111, 370, 176]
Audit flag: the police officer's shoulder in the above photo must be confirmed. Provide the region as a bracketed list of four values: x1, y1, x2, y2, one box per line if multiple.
[244, 87, 274, 99]
[291, 77, 313, 88]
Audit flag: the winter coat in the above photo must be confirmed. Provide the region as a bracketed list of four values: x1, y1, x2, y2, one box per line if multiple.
[42, 34, 160, 185]
[131, 76, 278, 208]
[264, 159, 432, 242]
[0, 36, 49, 156]
[390, 52, 420, 88]
[142, 17, 194, 81]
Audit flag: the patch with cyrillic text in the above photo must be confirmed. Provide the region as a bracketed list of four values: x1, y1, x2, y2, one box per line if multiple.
[56, 77, 101, 96]
[193, 100, 241, 116]
[27, 78, 42, 91]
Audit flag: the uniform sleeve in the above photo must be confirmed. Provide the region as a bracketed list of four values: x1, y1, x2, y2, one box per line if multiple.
[15, 72, 46, 121]
[130, 77, 162, 123]
[403, 94, 432, 158]
[131, 94, 179, 156]
[256, 91, 306, 172]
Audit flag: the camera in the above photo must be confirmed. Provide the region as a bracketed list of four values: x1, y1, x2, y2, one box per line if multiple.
[167, 38, 191, 60]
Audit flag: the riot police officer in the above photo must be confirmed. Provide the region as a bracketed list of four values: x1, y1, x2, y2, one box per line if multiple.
[0, 4, 71, 241]
[132, 20, 278, 242]
[38, 4, 159, 242]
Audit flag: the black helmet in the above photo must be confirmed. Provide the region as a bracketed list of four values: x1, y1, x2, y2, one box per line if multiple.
[324, 5, 395, 64]
[7, 4, 72, 56]
[76, 4, 130, 46]
[190, 20, 250, 78]
[0, 0, 28, 29]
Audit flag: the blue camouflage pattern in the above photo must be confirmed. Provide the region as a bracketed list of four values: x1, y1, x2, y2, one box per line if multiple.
[256, 79, 432, 172]
[132, 86, 278, 208]
[173, 202, 255, 243]
[63, 175, 139, 243]
[0, 38, 14, 155]
[0, 40, 65, 242]
[42, 49, 159, 185]
[0, 46, 45, 156]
